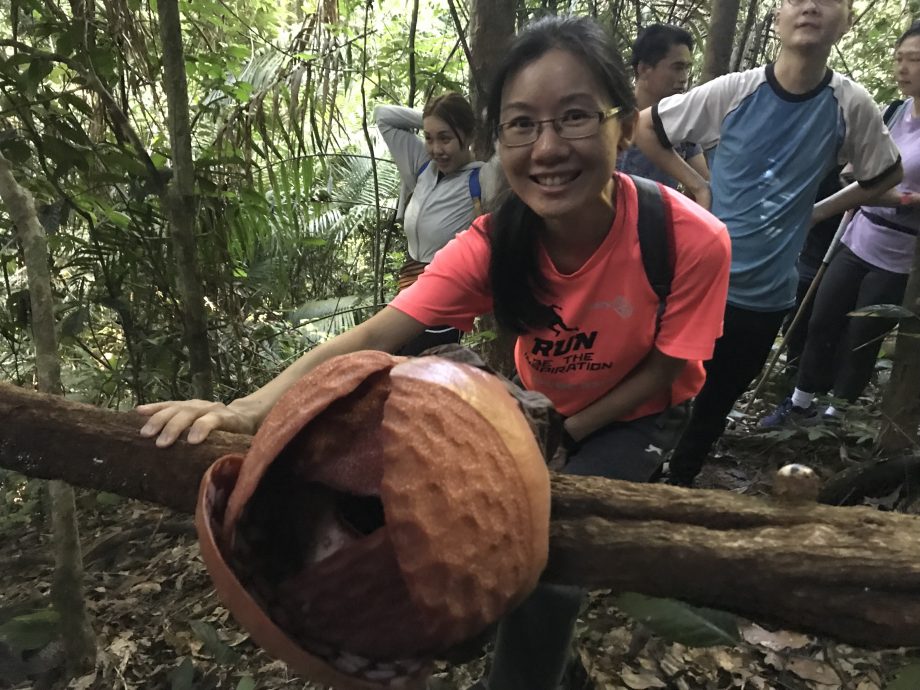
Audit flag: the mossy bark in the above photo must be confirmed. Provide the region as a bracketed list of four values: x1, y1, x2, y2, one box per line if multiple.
[0, 154, 96, 676]
[156, 0, 212, 399]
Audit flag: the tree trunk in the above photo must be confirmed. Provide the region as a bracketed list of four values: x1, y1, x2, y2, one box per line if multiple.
[468, 0, 517, 376]
[878, 233, 920, 451]
[745, 13, 769, 71]
[469, 0, 515, 159]
[156, 0, 212, 399]
[2, 382, 920, 648]
[407, 0, 420, 108]
[701, 0, 743, 82]
[730, 0, 759, 73]
[0, 155, 96, 676]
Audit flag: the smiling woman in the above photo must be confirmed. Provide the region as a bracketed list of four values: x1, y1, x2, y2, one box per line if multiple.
[373, 93, 493, 354]
[138, 15, 731, 690]
[374, 94, 485, 267]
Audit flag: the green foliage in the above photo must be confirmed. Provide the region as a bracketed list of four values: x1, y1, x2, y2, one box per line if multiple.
[188, 620, 240, 665]
[887, 662, 920, 690]
[614, 593, 741, 647]
[0, 472, 43, 530]
[0, 0, 912, 410]
[235, 676, 256, 690]
[834, 1, 913, 103]
[169, 656, 196, 690]
[0, 609, 61, 654]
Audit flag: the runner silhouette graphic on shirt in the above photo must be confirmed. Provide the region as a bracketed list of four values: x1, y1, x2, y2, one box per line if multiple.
[546, 304, 578, 336]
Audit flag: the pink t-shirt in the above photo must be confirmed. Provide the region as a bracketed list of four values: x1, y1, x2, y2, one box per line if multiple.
[390, 174, 731, 419]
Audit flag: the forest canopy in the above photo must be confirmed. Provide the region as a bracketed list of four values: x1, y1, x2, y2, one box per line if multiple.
[0, 0, 915, 407]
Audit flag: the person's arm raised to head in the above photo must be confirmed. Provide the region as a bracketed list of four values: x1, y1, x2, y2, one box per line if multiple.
[634, 108, 711, 208]
[138, 307, 427, 447]
[373, 104, 428, 188]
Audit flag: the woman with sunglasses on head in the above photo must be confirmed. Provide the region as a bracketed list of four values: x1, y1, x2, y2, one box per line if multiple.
[140, 16, 730, 689]
[375, 92, 497, 355]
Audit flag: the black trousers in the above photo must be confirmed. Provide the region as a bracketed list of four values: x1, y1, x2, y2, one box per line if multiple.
[783, 261, 820, 370]
[668, 304, 788, 484]
[797, 244, 908, 402]
[485, 405, 690, 690]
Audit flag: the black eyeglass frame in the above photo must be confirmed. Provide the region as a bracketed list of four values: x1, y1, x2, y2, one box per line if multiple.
[496, 106, 623, 148]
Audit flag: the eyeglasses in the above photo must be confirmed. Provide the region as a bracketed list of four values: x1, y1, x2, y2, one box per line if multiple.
[497, 107, 622, 148]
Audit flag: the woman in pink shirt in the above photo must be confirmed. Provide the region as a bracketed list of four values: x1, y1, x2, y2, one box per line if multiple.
[141, 16, 730, 690]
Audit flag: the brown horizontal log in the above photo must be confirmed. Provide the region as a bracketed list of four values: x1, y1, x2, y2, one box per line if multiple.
[2, 382, 919, 647]
[0, 382, 247, 512]
[547, 476, 920, 647]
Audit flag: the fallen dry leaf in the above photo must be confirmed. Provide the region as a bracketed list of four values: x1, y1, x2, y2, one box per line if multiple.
[129, 582, 161, 595]
[621, 667, 667, 689]
[70, 671, 97, 689]
[742, 623, 811, 651]
[764, 652, 840, 685]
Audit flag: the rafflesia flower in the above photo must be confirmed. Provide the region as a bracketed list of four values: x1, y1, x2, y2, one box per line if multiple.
[196, 351, 551, 689]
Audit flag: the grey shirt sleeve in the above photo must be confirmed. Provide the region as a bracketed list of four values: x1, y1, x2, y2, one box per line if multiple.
[837, 82, 902, 186]
[654, 71, 752, 151]
[374, 105, 429, 192]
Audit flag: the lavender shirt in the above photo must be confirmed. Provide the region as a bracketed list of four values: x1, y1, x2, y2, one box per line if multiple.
[843, 98, 920, 274]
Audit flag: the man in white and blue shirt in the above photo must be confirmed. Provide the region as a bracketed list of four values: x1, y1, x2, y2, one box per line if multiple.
[634, 0, 902, 485]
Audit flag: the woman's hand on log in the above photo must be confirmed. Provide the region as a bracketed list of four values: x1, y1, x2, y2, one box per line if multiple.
[137, 398, 260, 447]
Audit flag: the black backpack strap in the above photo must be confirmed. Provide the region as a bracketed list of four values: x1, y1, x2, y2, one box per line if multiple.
[629, 176, 674, 336]
[883, 99, 906, 126]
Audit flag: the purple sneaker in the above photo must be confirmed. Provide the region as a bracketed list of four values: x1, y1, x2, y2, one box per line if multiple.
[759, 397, 819, 428]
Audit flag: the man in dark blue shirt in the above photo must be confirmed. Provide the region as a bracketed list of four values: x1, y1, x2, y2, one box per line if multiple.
[617, 24, 709, 188]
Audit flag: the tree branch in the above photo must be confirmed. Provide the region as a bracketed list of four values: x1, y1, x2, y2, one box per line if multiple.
[3, 382, 920, 647]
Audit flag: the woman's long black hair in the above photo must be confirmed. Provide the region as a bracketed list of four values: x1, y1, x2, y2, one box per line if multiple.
[485, 16, 637, 333]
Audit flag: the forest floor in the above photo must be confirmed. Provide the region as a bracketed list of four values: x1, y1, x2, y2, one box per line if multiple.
[1, 378, 919, 690]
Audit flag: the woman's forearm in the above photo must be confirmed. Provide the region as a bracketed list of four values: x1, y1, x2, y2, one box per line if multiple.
[813, 163, 904, 224]
[563, 349, 687, 441]
[373, 104, 424, 132]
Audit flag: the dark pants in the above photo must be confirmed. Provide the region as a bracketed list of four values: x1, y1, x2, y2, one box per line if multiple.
[486, 405, 690, 690]
[797, 244, 908, 402]
[668, 304, 788, 484]
[783, 262, 820, 371]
